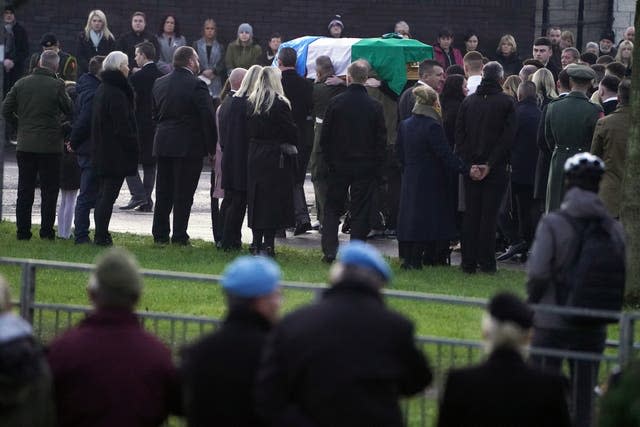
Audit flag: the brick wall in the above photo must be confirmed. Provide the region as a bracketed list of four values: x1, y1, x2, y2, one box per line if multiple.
[613, 0, 636, 41]
[16, 0, 536, 65]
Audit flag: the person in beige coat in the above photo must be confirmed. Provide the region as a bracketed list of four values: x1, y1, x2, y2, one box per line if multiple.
[590, 79, 630, 218]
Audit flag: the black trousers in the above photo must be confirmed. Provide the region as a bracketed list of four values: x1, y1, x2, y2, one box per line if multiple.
[153, 156, 203, 243]
[221, 189, 247, 249]
[210, 169, 221, 242]
[382, 146, 401, 231]
[94, 176, 124, 242]
[16, 151, 61, 239]
[461, 168, 509, 271]
[293, 121, 314, 225]
[321, 165, 376, 258]
[531, 327, 607, 427]
[513, 182, 538, 245]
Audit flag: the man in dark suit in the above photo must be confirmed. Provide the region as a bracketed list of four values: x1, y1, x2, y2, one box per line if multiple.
[319, 60, 387, 262]
[152, 46, 216, 245]
[278, 47, 314, 235]
[182, 256, 281, 427]
[122, 42, 163, 212]
[456, 61, 517, 273]
[437, 293, 571, 427]
[598, 74, 620, 116]
[256, 241, 432, 427]
[398, 59, 445, 121]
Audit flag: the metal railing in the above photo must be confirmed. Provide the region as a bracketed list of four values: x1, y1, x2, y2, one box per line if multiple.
[1, 256, 637, 426]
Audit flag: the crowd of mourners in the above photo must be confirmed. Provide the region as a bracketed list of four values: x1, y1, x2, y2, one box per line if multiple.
[1, 4, 636, 426]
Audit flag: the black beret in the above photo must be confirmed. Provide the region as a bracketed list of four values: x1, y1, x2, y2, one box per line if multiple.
[488, 292, 534, 329]
[40, 33, 58, 48]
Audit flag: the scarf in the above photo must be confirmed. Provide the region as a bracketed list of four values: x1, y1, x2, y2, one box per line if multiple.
[90, 30, 102, 49]
[412, 104, 442, 122]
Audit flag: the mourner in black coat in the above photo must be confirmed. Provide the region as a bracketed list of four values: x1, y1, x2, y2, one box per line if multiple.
[151, 48, 216, 245]
[455, 62, 517, 273]
[256, 242, 432, 427]
[91, 67, 138, 245]
[319, 60, 387, 261]
[115, 29, 161, 70]
[75, 31, 116, 77]
[126, 54, 163, 211]
[246, 94, 298, 256]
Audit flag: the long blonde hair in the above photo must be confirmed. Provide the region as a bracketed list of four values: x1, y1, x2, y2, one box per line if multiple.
[502, 75, 521, 99]
[248, 67, 291, 115]
[84, 10, 114, 41]
[234, 64, 262, 97]
[615, 40, 634, 67]
[531, 68, 558, 103]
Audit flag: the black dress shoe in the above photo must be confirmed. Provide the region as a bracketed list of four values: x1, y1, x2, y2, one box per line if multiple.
[321, 255, 336, 264]
[135, 202, 153, 212]
[74, 236, 92, 245]
[94, 234, 113, 247]
[263, 246, 276, 258]
[293, 222, 312, 236]
[120, 198, 146, 210]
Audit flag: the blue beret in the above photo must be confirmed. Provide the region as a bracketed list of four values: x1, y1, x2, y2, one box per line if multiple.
[338, 241, 392, 281]
[221, 256, 281, 297]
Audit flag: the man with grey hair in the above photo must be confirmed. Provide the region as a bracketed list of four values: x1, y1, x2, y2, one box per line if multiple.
[437, 292, 571, 426]
[47, 248, 180, 425]
[319, 60, 387, 262]
[455, 61, 517, 273]
[3, 49, 73, 241]
[561, 47, 580, 68]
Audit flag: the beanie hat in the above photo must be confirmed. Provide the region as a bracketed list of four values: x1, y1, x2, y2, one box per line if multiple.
[328, 15, 344, 31]
[488, 292, 534, 329]
[93, 248, 142, 299]
[238, 23, 253, 36]
[600, 30, 615, 42]
[222, 256, 281, 298]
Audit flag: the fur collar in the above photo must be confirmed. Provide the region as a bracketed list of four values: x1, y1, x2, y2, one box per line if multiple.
[99, 69, 134, 102]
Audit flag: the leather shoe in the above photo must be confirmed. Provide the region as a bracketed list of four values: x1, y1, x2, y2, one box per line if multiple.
[293, 222, 312, 236]
[321, 255, 336, 264]
[135, 201, 153, 212]
[120, 198, 146, 210]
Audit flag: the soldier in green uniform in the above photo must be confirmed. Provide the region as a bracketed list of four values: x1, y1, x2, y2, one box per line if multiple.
[544, 64, 603, 212]
[28, 33, 78, 82]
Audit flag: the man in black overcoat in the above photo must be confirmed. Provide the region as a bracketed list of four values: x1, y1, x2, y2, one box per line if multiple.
[278, 47, 314, 235]
[319, 60, 387, 262]
[123, 42, 163, 212]
[256, 241, 432, 427]
[181, 256, 281, 427]
[437, 293, 571, 427]
[455, 61, 516, 273]
[115, 11, 161, 71]
[151, 46, 216, 245]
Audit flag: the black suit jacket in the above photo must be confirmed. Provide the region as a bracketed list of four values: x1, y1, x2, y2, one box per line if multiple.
[437, 348, 571, 427]
[152, 67, 216, 158]
[280, 69, 313, 132]
[130, 62, 163, 165]
[256, 282, 432, 427]
[320, 84, 387, 169]
[602, 99, 618, 116]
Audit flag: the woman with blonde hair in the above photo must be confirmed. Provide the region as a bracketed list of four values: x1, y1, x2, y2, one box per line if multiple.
[245, 67, 297, 257]
[494, 34, 522, 76]
[396, 84, 470, 269]
[615, 40, 633, 75]
[75, 9, 116, 76]
[559, 30, 575, 49]
[502, 75, 522, 100]
[531, 68, 558, 107]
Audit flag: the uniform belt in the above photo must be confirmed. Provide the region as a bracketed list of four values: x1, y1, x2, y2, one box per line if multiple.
[315, 117, 323, 124]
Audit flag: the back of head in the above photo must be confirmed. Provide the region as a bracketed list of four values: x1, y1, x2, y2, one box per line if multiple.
[600, 74, 621, 94]
[135, 41, 156, 62]
[347, 59, 370, 84]
[502, 75, 521, 98]
[235, 64, 262, 97]
[446, 64, 465, 76]
[463, 51, 483, 73]
[519, 64, 538, 81]
[102, 50, 128, 72]
[413, 84, 439, 106]
[605, 61, 627, 79]
[248, 67, 289, 115]
[278, 47, 297, 68]
[228, 68, 247, 91]
[89, 248, 142, 310]
[39, 50, 60, 72]
[88, 55, 105, 76]
[173, 46, 196, 69]
[315, 55, 335, 77]
[531, 68, 557, 98]
[618, 78, 631, 106]
[482, 292, 534, 357]
[580, 52, 598, 65]
[591, 64, 606, 84]
[517, 80, 537, 102]
[596, 55, 614, 65]
[418, 59, 441, 80]
[482, 61, 504, 82]
[441, 74, 465, 100]
[564, 152, 604, 193]
[557, 69, 571, 92]
[329, 241, 392, 289]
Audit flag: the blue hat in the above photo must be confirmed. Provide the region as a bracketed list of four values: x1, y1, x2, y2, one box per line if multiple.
[221, 256, 281, 297]
[337, 241, 392, 281]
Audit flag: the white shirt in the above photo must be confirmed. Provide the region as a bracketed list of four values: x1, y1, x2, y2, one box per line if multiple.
[467, 75, 482, 95]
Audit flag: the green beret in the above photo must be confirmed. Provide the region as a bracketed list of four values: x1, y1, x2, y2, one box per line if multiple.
[566, 64, 596, 80]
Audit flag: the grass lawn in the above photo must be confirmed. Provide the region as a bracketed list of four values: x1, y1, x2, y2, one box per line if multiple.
[0, 220, 528, 342]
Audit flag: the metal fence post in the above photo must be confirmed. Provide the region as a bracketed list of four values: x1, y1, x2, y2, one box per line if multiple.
[19, 262, 36, 323]
[618, 312, 635, 367]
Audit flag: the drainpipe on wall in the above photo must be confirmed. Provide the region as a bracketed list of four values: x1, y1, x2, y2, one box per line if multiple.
[577, 0, 585, 50]
[542, 0, 550, 36]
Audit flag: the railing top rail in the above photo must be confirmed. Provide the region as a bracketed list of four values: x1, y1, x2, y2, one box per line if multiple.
[1, 257, 633, 320]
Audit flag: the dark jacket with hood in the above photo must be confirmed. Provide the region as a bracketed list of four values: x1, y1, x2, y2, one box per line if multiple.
[69, 71, 101, 156]
[91, 69, 138, 178]
[455, 79, 517, 172]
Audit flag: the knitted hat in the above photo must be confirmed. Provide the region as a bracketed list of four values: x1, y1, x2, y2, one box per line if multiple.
[238, 23, 253, 36]
[328, 15, 344, 31]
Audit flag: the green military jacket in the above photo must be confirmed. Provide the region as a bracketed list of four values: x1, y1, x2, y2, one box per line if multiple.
[544, 91, 603, 212]
[224, 40, 262, 70]
[2, 67, 73, 153]
[28, 50, 78, 82]
[590, 105, 630, 217]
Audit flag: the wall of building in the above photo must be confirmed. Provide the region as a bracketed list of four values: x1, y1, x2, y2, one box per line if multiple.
[613, 0, 636, 41]
[17, 0, 536, 64]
